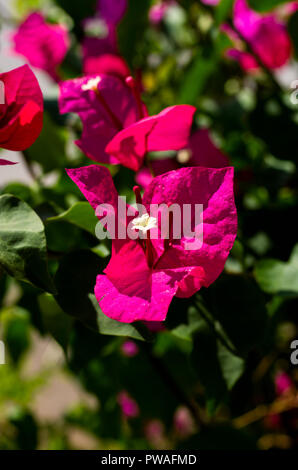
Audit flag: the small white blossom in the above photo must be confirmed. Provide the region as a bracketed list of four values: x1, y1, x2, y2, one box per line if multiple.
[131, 213, 157, 234]
[82, 76, 101, 92]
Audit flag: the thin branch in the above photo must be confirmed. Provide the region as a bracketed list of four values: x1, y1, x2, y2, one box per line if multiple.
[141, 342, 206, 430]
[195, 299, 239, 356]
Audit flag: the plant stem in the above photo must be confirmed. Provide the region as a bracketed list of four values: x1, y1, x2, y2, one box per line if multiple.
[142, 342, 206, 430]
[195, 299, 239, 356]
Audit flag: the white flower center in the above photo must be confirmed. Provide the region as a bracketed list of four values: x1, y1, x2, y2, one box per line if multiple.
[131, 213, 157, 234]
[82, 76, 101, 92]
[177, 149, 192, 164]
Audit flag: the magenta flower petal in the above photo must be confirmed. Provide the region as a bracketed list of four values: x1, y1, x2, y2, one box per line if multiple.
[121, 340, 139, 357]
[188, 129, 229, 168]
[136, 129, 228, 188]
[201, 0, 219, 5]
[12, 12, 70, 81]
[97, 0, 127, 25]
[231, 0, 291, 70]
[226, 49, 259, 71]
[59, 75, 141, 164]
[106, 105, 196, 171]
[68, 165, 237, 322]
[135, 159, 178, 188]
[66, 164, 132, 252]
[0, 65, 43, 151]
[117, 390, 139, 418]
[143, 167, 237, 296]
[66, 164, 118, 213]
[275, 371, 294, 396]
[149, 2, 169, 24]
[95, 241, 184, 323]
[105, 117, 156, 171]
[0, 159, 17, 165]
[233, 0, 261, 40]
[83, 53, 130, 79]
[251, 18, 291, 69]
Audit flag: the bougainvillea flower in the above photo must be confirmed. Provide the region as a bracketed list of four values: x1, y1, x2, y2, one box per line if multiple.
[275, 371, 294, 396]
[82, 22, 119, 77]
[97, 0, 127, 25]
[105, 103, 196, 171]
[201, 0, 220, 5]
[282, 2, 298, 15]
[12, 12, 70, 81]
[83, 52, 130, 79]
[136, 129, 229, 188]
[59, 74, 145, 164]
[82, 25, 117, 58]
[174, 406, 195, 438]
[117, 390, 139, 418]
[0, 65, 43, 151]
[60, 74, 195, 170]
[82, 1, 129, 79]
[149, 1, 176, 25]
[226, 0, 292, 70]
[121, 340, 139, 357]
[67, 164, 237, 323]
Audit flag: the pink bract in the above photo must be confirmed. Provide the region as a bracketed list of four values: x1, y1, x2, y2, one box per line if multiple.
[0, 65, 43, 151]
[67, 164, 237, 323]
[83, 53, 130, 79]
[59, 74, 195, 170]
[97, 0, 127, 25]
[117, 390, 139, 418]
[121, 340, 139, 357]
[228, 0, 292, 70]
[105, 105, 196, 171]
[59, 74, 143, 164]
[275, 371, 294, 396]
[136, 129, 229, 188]
[12, 12, 70, 82]
[201, 0, 220, 5]
[0, 159, 17, 165]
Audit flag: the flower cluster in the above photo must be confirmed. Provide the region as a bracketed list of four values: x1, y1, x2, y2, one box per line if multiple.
[55, 2, 238, 324]
[4, 1, 239, 324]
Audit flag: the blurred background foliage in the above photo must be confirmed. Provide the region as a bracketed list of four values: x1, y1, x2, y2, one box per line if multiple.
[0, 0, 297, 450]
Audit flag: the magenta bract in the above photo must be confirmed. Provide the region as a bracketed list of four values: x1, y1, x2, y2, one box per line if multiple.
[12, 12, 70, 81]
[67, 164, 237, 323]
[59, 75, 195, 171]
[227, 0, 292, 70]
[0, 65, 43, 151]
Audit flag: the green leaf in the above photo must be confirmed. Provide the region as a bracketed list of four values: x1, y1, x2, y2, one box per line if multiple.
[178, 53, 217, 104]
[1, 307, 31, 364]
[217, 341, 245, 391]
[46, 202, 98, 235]
[25, 112, 68, 173]
[54, 250, 149, 341]
[89, 294, 147, 341]
[191, 321, 244, 413]
[54, 250, 104, 329]
[1, 183, 32, 205]
[247, 0, 289, 12]
[215, 0, 234, 25]
[254, 244, 298, 295]
[0, 195, 55, 293]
